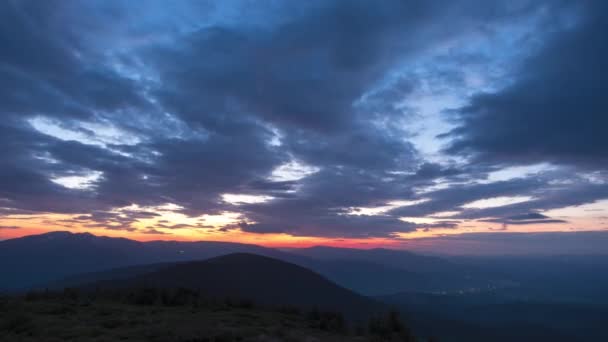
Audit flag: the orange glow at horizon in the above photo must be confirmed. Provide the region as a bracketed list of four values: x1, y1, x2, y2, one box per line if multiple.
[0, 216, 606, 250]
[1, 200, 607, 248]
[0, 212, 402, 249]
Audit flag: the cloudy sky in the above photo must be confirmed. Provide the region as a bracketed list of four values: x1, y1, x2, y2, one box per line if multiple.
[1, 0, 607, 253]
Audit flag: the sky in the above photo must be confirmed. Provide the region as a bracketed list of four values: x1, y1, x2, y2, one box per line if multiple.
[0, 0, 607, 254]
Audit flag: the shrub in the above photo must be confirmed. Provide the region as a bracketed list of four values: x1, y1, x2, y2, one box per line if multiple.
[278, 305, 301, 315]
[2, 312, 35, 334]
[25, 290, 44, 302]
[102, 318, 124, 329]
[368, 310, 414, 341]
[62, 287, 80, 301]
[133, 287, 159, 306]
[237, 298, 255, 309]
[306, 309, 346, 334]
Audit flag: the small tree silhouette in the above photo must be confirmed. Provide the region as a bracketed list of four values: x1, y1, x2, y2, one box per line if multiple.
[368, 309, 414, 341]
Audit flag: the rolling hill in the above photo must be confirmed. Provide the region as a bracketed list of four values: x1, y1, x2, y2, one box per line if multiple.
[80, 253, 382, 316]
[289, 246, 461, 274]
[0, 231, 283, 290]
[1, 231, 482, 296]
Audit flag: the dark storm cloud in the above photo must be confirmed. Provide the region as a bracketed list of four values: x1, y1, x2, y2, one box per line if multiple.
[232, 162, 470, 237]
[480, 212, 567, 225]
[142, 228, 171, 235]
[416, 221, 461, 231]
[446, 0, 608, 169]
[391, 177, 545, 218]
[486, 219, 566, 225]
[1, 0, 604, 239]
[0, 0, 287, 217]
[146, 0, 452, 133]
[389, 169, 608, 227]
[0, 121, 110, 214]
[505, 213, 552, 221]
[0, 225, 20, 230]
[457, 176, 608, 220]
[0, 0, 155, 214]
[151, 0, 550, 237]
[122, 0, 508, 234]
[233, 167, 420, 237]
[0, 0, 148, 120]
[235, 215, 416, 238]
[284, 127, 417, 171]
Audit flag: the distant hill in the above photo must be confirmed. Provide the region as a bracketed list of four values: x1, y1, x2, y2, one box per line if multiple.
[81, 253, 382, 316]
[47, 246, 451, 297]
[289, 246, 460, 274]
[2, 231, 481, 296]
[288, 246, 494, 294]
[0, 231, 284, 290]
[46, 262, 176, 291]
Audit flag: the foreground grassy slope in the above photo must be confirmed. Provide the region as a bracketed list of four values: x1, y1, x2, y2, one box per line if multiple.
[0, 292, 419, 342]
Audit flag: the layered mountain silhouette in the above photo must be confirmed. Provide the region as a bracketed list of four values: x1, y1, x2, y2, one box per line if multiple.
[290, 245, 458, 274]
[1, 231, 486, 294]
[0, 231, 283, 290]
[4, 231, 608, 341]
[79, 253, 381, 315]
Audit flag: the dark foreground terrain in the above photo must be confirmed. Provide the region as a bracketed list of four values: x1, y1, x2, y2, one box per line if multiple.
[0, 291, 420, 342]
[4, 232, 608, 341]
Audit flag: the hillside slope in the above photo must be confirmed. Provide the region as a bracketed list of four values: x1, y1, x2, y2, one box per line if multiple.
[84, 253, 381, 316]
[0, 231, 281, 290]
[2, 231, 474, 296]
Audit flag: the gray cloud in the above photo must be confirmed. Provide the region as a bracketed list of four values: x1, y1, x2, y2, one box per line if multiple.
[445, 0, 608, 169]
[480, 212, 568, 225]
[0, 0, 605, 240]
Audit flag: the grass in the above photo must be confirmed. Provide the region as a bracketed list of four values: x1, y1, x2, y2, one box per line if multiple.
[0, 291, 420, 341]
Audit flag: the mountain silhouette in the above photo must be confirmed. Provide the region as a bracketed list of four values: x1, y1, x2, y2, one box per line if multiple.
[290, 245, 459, 274]
[1, 231, 483, 295]
[82, 253, 381, 316]
[289, 245, 490, 293]
[0, 231, 283, 290]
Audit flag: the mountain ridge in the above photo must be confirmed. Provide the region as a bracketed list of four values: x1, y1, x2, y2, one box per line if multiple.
[77, 252, 383, 318]
[1, 231, 484, 296]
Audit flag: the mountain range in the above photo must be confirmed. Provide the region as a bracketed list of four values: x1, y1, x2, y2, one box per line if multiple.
[0, 231, 487, 295]
[4, 231, 608, 341]
[78, 253, 381, 316]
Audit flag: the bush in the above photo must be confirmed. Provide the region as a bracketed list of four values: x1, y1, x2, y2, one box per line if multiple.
[214, 331, 238, 342]
[62, 287, 80, 301]
[132, 287, 159, 306]
[48, 304, 77, 315]
[2, 312, 35, 334]
[237, 298, 255, 309]
[25, 290, 47, 302]
[306, 309, 346, 334]
[101, 318, 124, 329]
[278, 305, 301, 315]
[368, 310, 414, 341]
[156, 288, 201, 306]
